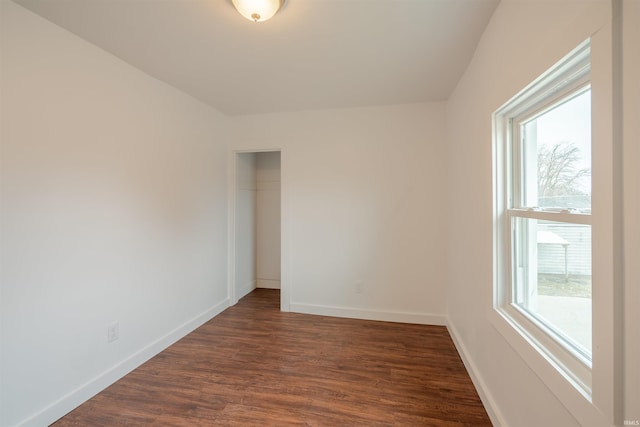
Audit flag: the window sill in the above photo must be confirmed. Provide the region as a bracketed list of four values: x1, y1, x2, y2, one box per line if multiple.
[488, 307, 610, 426]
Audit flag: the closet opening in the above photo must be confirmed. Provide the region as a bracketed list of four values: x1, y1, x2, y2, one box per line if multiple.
[232, 150, 282, 307]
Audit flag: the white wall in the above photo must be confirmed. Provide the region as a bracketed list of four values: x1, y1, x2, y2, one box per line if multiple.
[0, 2, 230, 426]
[446, 0, 637, 425]
[232, 103, 447, 324]
[255, 152, 281, 289]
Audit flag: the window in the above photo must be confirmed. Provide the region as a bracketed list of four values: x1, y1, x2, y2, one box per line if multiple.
[512, 87, 592, 360]
[494, 42, 593, 393]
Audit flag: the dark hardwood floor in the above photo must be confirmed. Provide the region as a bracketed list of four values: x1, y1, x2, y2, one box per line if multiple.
[53, 289, 491, 426]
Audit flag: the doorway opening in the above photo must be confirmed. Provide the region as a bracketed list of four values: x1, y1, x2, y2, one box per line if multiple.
[231, 150, 282, 307]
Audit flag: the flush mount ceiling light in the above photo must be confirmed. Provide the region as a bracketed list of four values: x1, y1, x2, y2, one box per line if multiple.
[231, 0, 286, 23]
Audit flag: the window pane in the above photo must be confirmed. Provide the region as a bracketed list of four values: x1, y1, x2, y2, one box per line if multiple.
[521, 89, 591, 210]
[512, 217, 592, 358]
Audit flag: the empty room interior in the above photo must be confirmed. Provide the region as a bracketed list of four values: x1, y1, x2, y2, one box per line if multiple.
[1, 0, 638, 426]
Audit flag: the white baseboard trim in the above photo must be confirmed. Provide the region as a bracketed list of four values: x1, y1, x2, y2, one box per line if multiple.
[290, 302, 446, 326]
[236, 280, 256, 300]
[447, 321, 505, 427]
[256, 279, 280, 289]
[19, 298, 230, 427]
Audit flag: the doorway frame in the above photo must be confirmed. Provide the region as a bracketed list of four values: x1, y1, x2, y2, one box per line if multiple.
[227, 148, 290, 311]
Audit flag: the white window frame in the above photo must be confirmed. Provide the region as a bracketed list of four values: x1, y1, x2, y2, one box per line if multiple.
[496, 40, 592, 393]
[492, 36, 621, 426]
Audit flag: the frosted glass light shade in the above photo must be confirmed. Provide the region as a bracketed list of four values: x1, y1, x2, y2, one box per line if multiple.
[232, 0, 285, 23]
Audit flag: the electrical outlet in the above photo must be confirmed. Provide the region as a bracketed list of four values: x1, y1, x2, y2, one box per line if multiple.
[108, 321, 119, 343]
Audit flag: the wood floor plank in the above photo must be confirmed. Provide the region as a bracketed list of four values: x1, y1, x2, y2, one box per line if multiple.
[52, 289, 491, 426]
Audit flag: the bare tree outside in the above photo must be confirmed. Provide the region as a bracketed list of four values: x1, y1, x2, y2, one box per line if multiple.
[537, 142, 591, 208]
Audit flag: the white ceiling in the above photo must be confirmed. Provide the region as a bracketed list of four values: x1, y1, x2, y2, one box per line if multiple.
[13, 0, 500, 115]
